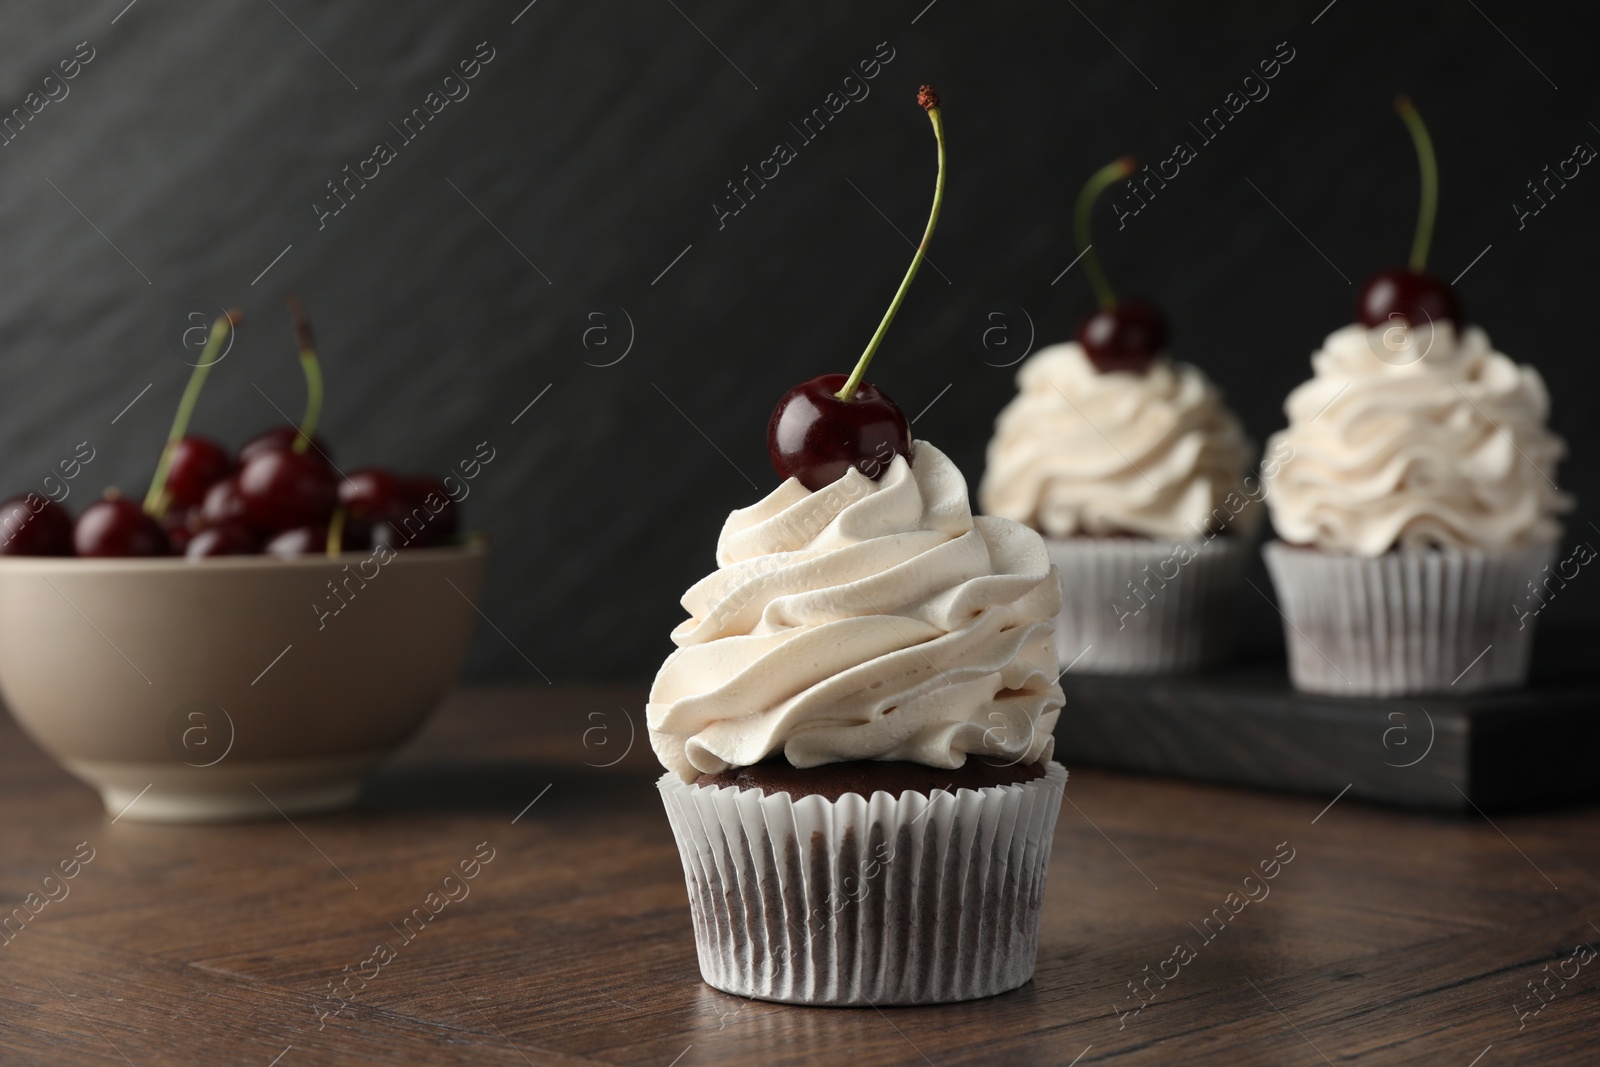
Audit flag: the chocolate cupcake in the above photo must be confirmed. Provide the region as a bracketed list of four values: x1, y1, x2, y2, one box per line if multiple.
[650, 442, 1067, 1005]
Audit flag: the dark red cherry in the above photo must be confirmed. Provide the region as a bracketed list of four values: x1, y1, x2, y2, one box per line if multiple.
[200, 475, 251, 528]
[768, 374, 912, 492]
[0, 495, 75, 556]
[264, 524, 327, 559]
[186, 522, 258, 559]
[74, 497, 169, 558]
[238, 449, 337, 532]
[163, 506, 200, 554]
[1356, 268, 1460, 330]
[164, 437, 232, 508]
[407, 476, 458, 543]
[240, 426, 332, 463]
[339, 468, 408, 521]
[1076, 299, 1166, 373]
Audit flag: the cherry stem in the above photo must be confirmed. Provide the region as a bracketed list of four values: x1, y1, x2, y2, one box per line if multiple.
[1074, 157, 1135, 310]
[327, 505, 346, 558]
[142, 309, 242, 518]
[286, 294, 323, 454]
[1396, 96, 1437, 273]
[836, 86, 946, 403]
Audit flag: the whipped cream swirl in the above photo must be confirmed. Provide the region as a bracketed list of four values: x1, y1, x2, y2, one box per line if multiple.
[979, 343, 1256, 541]
[1264, 322, 1570, 556]
[648, 442, 1064, 783]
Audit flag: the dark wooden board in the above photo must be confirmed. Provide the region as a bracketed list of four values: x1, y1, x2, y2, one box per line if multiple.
[1056, 651, 1600, 812]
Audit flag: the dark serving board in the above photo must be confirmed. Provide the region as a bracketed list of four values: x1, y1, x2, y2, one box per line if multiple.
[1052, 639, 1600, 813]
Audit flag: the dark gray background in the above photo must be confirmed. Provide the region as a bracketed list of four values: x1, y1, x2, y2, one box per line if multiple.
[1, 0, 1595, 681]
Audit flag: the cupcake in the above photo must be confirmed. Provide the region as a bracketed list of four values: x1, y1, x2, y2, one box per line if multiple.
[649, 442, 1066, 1005]
[979, 158, 1257, 675]
[1261, 97, 1571, 696]
[1262, 318, 1568, 695]
[650, 87, 1067, 1006]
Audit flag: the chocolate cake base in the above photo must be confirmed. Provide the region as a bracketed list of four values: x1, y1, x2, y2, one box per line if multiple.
[693, 758, 1045, 801]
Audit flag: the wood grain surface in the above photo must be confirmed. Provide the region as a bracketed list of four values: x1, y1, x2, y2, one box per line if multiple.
[1, 684, 1596, 1065]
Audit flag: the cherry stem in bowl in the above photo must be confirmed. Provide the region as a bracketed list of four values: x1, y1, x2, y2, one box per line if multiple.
[143, 309, 242, 518]
[1395, 96, 1438, 272]
[327, 505, 346, 557]
[836, 85, 946, 403]
[286, 294, 324, 455]
[1074, 156, 1135, 310]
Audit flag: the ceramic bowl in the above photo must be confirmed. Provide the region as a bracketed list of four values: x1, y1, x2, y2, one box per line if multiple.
[0, 541, 486, 822]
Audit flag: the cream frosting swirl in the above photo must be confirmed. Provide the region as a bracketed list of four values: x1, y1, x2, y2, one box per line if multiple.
[979, 343, 1256, 541]
[647, 442, 1064, 783]
[1263, 321, 1570, 555]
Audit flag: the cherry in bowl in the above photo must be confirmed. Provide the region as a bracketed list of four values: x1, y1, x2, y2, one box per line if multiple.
[74, 497, 169, 558]
[0, 496, 75, 556]
[164, 437, 232, 509]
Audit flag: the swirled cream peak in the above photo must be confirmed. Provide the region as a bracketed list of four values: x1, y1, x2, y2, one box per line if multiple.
[979, 342, 1256, 540]
[1263, 321, 1570, 555]
[647, 442, 1064, 783]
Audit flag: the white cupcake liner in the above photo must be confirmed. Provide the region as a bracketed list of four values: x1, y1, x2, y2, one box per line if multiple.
[1044, 536, 1252, 675]
[1262, 540, 1556, 697]
[657, 761, 1066, 1006]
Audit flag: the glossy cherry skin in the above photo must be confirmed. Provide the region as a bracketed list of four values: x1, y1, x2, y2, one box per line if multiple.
[339, 468, 408, 521]
[768, 374, 912, 492]
[163, 506, 200, 554]
[164, 436, 232, 508]
[74, 497, 169, 557]
[200, 475, 251, 528]
[238, 449, 338, 532]
[1356, 268, 1461, 330]
[240, 426, 332, 463]
[186, 522, 258, 559]
[1076, 299, 1166, 374]
[264, 524, 327, 559]
[0, 495, 75, 556]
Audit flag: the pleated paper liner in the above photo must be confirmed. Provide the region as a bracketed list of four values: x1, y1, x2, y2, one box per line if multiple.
[657, 761, 1067, 1006]
[1262, 540, 1556, 697]
[1045, 535, 1251, 675]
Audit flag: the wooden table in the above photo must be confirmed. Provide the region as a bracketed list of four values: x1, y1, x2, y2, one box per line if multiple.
[2, 684, 1596, 1065]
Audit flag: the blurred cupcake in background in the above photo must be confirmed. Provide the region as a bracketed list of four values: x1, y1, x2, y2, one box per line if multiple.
[1262, 319, 1568, 695]
[980, 158, 1258, 675]
[1261, 96, 1571, 696]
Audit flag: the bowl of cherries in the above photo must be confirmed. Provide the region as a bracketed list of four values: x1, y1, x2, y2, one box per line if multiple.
[0, 301, 487, 822]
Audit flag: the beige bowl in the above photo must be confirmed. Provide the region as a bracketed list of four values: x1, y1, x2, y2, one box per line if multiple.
[0, 542, 486, 822]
